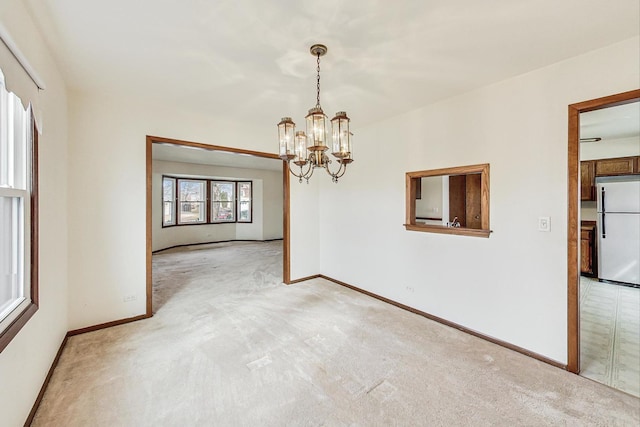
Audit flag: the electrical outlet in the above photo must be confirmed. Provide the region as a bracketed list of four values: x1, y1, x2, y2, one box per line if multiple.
[538, 217, 550, 232]
[405, 286, 415, 293]
[123, 295, 137, 302]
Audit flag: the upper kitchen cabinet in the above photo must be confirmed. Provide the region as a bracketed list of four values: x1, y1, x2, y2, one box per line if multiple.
[580, 156, 640, 201]
[580, 160, 595, 201]
[594, 156, 637, 176]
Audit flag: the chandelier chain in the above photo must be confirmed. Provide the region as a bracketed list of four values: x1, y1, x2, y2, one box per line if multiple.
[316, 53, 321, 108]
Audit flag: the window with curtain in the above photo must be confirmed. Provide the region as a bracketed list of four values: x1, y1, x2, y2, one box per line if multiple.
[0, 68, 38, 352]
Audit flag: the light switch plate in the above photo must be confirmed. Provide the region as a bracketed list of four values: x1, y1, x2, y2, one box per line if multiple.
[538, 216, 550, 232]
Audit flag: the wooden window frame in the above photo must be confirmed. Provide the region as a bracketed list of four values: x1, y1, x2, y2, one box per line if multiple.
[161, 175, 254, 227]
[176, 178, 208, 225]
[210, 180, 236, 223]
[404, 163, 490, 238]
[0, 119, 39, 353]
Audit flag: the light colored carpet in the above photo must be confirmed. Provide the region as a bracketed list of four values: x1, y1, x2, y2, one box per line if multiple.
[580, 276, 640, 397]
[32, 241, 639, 426]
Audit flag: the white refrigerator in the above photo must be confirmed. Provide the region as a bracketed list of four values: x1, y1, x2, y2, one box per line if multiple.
[596, 175, 640, 286]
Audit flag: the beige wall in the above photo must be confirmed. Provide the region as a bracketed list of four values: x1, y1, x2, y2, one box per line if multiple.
[152, 160, 283, 251]
[318, 37, 639, 364]
[0, 1, 69, 425]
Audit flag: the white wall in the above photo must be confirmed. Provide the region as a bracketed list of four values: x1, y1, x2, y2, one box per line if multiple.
[415, 176, 443, 219]
[581, 202, 598, 222]
[289, 176, 320, 280]
[67, 90, 319, 329]
[580, 136, 640, 161]
[319, 37, 640, 364]
[152, 160, 282, 251]
[0, 1, 69, 425]
[262, 171, 285, 241]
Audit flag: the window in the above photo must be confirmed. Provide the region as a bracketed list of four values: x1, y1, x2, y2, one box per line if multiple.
[178, 179, 207, 224]
[237, 181, 252, 222]
[162, 177, 176, 226]
[0, 70, 38, 353]
[161, 176, 253, 227]
[211, 181, 235, 222]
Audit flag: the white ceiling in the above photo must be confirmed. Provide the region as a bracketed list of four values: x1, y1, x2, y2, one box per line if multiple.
[26, 0, 639, 133]
[152, 143, 282, 171]
[580, 102, 640, 141]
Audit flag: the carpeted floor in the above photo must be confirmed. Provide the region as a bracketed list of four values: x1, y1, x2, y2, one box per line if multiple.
[32, 241, 639, 426]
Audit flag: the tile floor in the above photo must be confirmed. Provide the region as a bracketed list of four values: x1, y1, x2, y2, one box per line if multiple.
[580, 276, 640, 397]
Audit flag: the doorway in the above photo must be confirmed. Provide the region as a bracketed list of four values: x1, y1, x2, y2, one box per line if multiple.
[567, 90, 640, 393]
[145, 135, 291, 316]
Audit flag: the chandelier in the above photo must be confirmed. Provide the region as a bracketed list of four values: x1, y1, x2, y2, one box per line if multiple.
[278, 44, 353, 183]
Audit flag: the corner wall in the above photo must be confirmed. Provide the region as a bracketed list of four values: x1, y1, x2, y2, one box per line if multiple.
[319, 37, 640, 364]
[67, 91, 320, 329]
[0, 1, 69, 425]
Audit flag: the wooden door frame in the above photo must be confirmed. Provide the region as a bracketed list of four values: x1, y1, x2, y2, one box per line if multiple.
[145, 135, 291, 316]
[566, 89, 640, 373]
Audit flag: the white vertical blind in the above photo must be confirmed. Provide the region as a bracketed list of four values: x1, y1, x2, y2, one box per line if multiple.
[0, 65, 30, 330]
[0, 197, 22, 312]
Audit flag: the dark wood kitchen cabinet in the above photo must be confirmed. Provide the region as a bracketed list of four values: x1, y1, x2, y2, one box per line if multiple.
[580, 221, 597, 276]
[595, 156, 637, 176]
[581, 156, 639, 201]
[580, 160, 595, 201]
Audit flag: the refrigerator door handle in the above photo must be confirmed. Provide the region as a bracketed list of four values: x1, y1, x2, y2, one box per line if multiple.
[600, 186, 606, 238]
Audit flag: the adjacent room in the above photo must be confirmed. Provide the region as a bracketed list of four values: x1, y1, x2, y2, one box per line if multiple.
[578, 101, 640, 396]
[0, 0, 639, 425]
[151, 142, 283, 251]
[150, 140, 284, 311]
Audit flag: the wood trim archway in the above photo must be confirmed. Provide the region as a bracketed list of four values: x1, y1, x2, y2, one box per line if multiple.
[145, 135, 290, 316]
[566, 89, 640, 373]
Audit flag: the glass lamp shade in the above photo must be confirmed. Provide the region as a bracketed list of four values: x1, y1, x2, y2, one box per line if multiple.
[278, 117, 295, 160]
[294, 131, 308, 165]
[331, 111, 351, 158]
[338, 132, 354, 165]
[347, 132, 354, 159]
[305, 107, 328, 151]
